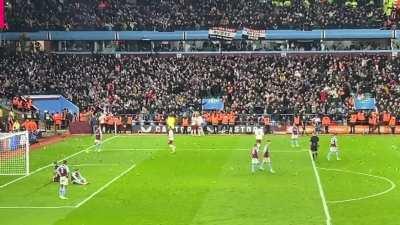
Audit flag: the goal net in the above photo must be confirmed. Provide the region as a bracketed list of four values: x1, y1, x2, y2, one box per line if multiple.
[0, 131, 29, 175]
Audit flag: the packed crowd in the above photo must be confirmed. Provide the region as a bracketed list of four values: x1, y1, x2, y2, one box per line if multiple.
[1, 53, 400, 121]
[4, 0, 393, 31]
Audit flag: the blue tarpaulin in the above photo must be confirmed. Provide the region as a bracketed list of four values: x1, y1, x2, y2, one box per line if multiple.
[355, 97, 376, 110]
[202, 98, 224, 110]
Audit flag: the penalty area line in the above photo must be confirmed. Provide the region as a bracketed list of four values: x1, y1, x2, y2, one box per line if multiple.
[307, 151, 332, 225]
[0, 136, 119, 189]
[0, 205, 76, 209]
[74, 163, 136, 208]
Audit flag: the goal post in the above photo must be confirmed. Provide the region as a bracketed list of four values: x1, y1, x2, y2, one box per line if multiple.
[0, 131, 30, 176]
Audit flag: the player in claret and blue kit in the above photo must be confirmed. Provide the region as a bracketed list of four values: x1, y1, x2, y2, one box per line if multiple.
[94, 126, 102, 152]
[261, 140, 275, 173]
[327, 134, 341, 161]
[250, 144, 261, 173]
[56, 160, 70, 199]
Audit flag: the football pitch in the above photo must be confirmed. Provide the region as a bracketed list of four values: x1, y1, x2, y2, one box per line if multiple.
[0, 134, 399, 225]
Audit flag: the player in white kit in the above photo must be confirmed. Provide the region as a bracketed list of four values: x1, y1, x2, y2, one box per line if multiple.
[291, 125, 300, 148]
[327, 134, 340, 160]
[168, 129, 176, 153]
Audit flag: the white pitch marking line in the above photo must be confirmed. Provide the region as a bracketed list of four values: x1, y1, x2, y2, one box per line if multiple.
[318, 167, 396, 204]
[0, 205, 76, 209]
[105, 148, 308, 152]
[0, 136, 119, 189]
[75, 164, 136, 208]
[69, 163, 120, 167]
[307, 151, 332, 225]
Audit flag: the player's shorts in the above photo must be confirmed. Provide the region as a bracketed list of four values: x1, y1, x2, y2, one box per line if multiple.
[329, 147, 338, 152]
[168, 140, 173, 145]
[53, 175, 60, 182]
[311, 145, 318, 152]
[251, 158, 259, 164]
[95, 139, 101, 144]
[256, 139, 262, 144]
[292, 135, 299, 139]
[263, 157, 271, 163]
[60, 176, 68, 186]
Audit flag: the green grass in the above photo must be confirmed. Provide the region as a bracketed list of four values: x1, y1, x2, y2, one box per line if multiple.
[0, 134, 399, 225]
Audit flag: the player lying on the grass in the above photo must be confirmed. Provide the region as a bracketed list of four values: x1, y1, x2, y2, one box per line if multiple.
[250, 144, 261, 173]
[94, 126, 102, 152]
[71, 169, 88, 185]
[56, 160, 70, 199]
[291, 125, 300, 148]
[255, 126, 264, 149]
[260, 140, 275, 173]
[327, 134, 341, 161]
[168, 129, 176, 153]
[310, 132, 319, 161]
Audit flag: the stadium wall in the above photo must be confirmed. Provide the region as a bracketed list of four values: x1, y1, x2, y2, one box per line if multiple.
[111, 124, 400, 135]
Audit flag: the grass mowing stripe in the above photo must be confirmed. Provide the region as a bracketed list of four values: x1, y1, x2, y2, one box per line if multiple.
[308, 151, 332, 225]
[0, 136, 118, 189]
[75, 164, 136, 208]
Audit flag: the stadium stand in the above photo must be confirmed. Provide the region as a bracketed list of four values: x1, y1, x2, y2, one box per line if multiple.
[1, 53, 399, 120]
[3, 0, 391, 31]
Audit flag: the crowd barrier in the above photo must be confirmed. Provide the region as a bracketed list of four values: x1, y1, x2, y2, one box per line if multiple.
[91, 124, 400, 135]
[0, 29, 397, 41]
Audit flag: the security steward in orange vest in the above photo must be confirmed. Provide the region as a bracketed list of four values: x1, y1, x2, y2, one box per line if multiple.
[228, 112, 236, 134]
[263, 115, 271, 134]
[368, 112, 378, 134]
[294, 115, 301, 127]
[357, 111, 366, 124]
[382, 111, 390, 126]
[222, 113, 229, 134]
[349, 113, 357, 134]
[211, 112, 219, 134]
[322, 115, 331, 134]
[389, 115, 396, 134]
[182, 116, 189, 134]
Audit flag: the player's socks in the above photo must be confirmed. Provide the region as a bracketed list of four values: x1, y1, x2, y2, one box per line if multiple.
[313, 152, 318, 161]
[170, 145, 176, 153]
[268, 163, 274, 173]
[251, 164, 257, 173]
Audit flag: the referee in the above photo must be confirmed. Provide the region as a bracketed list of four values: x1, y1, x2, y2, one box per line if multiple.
[310, 132, 319, 161]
